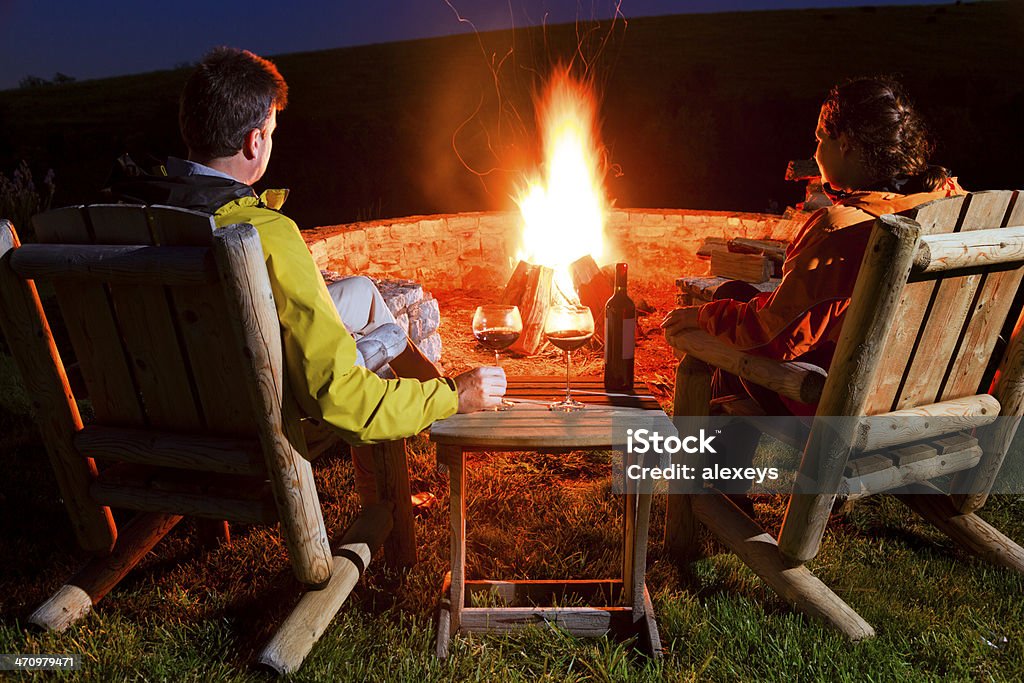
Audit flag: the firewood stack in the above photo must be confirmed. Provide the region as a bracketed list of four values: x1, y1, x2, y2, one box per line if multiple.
[699, 237, 788, 283]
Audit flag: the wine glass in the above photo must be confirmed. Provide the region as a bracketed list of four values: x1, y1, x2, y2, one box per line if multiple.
[543, 304, 594, 412]
[472, 304, 523, 410]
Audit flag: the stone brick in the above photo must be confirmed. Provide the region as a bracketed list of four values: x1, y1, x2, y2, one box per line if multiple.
[376, 280, 423, 316]
[365, 224, 389, 245]
[394, 312, 410, 335]
[415, 332, 443, 363]
[326, 257, 349, 275]
[370, 247, 404, 267]
[662, 213, 684, 228]
[401, 241, 433, 268]
[433, 237, 461, 259]
[419, 219, 445, 238]
[389, 222, 421, 241]
[478, 213, 514, 235]
[635, 225, 668, 239]
[344, 229, 366, 249]
[607, 210, 630, 227]
[307, 239, 328, 268]
[640, 213, 668, 226]
[446, 215, 479, 233]
[407, 298, 440, 341]
[342, 232, 368, 272]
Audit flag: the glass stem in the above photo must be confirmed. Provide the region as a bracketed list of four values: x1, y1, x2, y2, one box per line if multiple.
[564, 350, 572, 402]
[494, 350, 501, 365]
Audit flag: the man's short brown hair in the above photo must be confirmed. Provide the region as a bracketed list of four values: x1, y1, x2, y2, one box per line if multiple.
[179, 47, 288, 159]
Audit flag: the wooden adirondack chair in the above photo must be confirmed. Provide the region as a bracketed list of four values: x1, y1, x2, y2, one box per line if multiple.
[664, 190, 1024, 639]
[0, 204, 413, 673]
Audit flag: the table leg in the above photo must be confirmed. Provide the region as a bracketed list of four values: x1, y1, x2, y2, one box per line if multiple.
[631, 490, 652, 615]
[622, 449, 636, 607]
[441, 444, 466, 633]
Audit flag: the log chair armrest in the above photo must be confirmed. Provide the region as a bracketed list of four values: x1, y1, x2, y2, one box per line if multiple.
[666, 329, 827, 405]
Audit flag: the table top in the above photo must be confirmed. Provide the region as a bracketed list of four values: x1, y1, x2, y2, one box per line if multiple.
[430, 376, 671, 450]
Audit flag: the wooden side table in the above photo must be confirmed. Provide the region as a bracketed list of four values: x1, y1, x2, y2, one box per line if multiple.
[430, 376, 668, 658]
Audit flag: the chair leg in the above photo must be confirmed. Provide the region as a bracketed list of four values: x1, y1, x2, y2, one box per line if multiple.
[692, 493, 875, 641]
[666, 355, 713, 565]
[30, 512, 182, 631]
[896, 483, 1024, 574]
[369, 439, 417, 569]
[259, 503, 393, 674]
[665, 496, 702, 564]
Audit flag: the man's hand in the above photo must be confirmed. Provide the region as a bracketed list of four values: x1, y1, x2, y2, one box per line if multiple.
[454, 366, 507, 413]
[661, 306, 701, 337]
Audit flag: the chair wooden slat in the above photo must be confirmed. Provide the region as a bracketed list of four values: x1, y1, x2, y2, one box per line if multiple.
[10, 243, 216, 285]
[894, 191, 1016, 409]
[862, 196, 969, 414]
[86, 205, 203, 430]
[940, 193, 1024, 400]
[0, 221, 116, 552]
[148, 208, 260, 435]
[33, 207, 146, 426]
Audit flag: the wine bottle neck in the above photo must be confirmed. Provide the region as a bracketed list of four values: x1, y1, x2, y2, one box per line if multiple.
[614, 263, 628, 292]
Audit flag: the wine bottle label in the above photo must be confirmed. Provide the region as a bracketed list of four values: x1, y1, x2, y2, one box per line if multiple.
[623, 318, 635, 359]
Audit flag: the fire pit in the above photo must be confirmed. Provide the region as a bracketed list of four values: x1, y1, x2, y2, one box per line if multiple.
[302, 68, 806, 373]
[304, 206, 802, 304]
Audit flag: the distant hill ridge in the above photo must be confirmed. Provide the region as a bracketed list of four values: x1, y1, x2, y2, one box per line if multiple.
[1, 1, 1021, 227]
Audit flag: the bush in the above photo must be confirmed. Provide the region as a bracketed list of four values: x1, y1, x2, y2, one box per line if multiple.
[0, 160, 55, 240]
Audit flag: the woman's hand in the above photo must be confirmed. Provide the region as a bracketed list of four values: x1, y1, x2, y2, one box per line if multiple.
[660, 306, 701, 336]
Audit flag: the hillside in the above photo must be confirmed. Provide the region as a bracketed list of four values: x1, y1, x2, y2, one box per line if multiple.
[1, 1, 1022, 229]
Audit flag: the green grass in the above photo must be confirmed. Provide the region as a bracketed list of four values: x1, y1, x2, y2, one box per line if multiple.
[2, 351, 1024, 680]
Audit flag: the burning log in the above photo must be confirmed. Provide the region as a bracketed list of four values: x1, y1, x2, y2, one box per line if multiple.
[569, 255, 613, 342]
[500, 260, 553, 355]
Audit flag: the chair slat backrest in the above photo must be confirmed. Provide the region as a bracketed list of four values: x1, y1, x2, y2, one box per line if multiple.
[33, 207, 147, 426]
[32, 205, 259, 436]
[861, 191, 1023, 415]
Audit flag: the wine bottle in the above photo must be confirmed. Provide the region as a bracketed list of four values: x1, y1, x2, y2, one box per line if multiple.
[604, 262, 636, 393]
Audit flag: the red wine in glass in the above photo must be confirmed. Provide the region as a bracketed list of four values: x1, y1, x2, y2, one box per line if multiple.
[543, 305, 595, 412]
[472, 305, 522, 410]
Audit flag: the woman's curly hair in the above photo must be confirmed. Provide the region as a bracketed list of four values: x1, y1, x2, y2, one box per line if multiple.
[820, 76, 948, 191]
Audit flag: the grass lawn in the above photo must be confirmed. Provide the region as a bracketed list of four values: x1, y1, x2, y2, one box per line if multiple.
[2, 284, 1024, 681]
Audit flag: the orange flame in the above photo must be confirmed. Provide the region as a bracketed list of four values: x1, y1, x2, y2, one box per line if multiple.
[514, 68, 607, 302]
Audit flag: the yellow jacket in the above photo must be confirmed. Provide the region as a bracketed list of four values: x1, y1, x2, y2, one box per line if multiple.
[214, 195, 458, 444]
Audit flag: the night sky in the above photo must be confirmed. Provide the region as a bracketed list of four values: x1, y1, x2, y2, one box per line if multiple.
[0, 0, 954, 91]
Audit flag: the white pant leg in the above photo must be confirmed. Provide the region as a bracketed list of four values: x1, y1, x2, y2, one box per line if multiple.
[326, 276, 397, 337]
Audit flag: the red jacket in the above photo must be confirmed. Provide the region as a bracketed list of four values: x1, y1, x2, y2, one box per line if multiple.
[697, 181, 963, 411]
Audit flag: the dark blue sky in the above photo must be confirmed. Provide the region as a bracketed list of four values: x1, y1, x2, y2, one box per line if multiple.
[0, 0, 954, 91]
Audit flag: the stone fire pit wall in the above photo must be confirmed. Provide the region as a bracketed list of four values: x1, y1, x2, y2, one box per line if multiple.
[304, 208, 809, 291]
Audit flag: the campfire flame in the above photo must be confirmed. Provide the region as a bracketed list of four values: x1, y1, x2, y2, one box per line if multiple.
[514, 68, 607, 303]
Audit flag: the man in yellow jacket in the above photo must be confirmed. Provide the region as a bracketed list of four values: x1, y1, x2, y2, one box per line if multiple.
[112, 47, 505, 498]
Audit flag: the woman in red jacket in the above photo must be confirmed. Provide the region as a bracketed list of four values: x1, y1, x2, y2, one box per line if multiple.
[662, 76, 963, 417]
